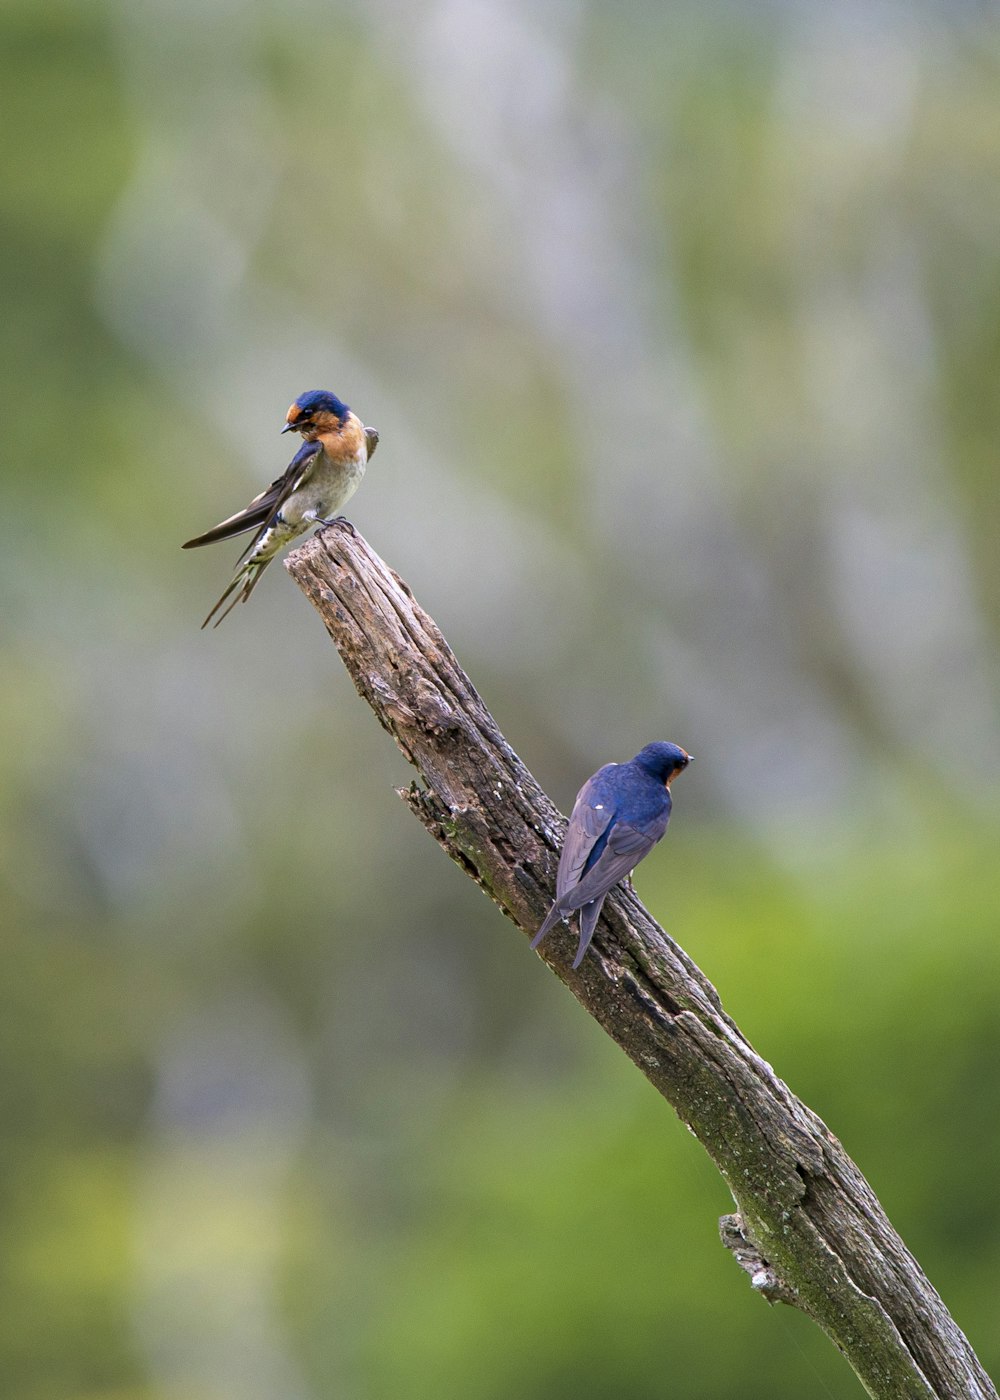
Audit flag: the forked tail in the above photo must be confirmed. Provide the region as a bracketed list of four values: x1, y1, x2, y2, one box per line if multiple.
[202, 557, 272, 628]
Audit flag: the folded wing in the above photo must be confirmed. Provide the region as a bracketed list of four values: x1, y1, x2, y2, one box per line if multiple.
[182, 440, 322, 551]
[555, 773, 616, 900]
[560, 814, 668, 912]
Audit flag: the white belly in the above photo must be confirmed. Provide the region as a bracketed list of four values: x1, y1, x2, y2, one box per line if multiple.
[289, 447, 367, 525]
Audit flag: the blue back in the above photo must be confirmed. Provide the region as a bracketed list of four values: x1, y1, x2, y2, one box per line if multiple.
[581, 762, 672, 875]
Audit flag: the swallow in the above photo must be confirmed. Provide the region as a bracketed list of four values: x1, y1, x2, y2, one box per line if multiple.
[183, 390, 379, 627]
[532, 742, 691, 968]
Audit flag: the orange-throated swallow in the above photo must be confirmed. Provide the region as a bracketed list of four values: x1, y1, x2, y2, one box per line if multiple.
[183, 390, 379, 627]
[533, 742, 691, 968]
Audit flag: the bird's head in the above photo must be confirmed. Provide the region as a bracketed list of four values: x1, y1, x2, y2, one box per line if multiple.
[634, 742, 692, 787]
[282, 390, 350, 439]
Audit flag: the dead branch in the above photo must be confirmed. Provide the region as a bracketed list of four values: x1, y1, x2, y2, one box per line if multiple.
[286, 523, 994, 1400]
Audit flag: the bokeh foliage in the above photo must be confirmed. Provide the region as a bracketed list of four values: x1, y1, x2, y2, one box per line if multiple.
[2, 1, 1000, 1396]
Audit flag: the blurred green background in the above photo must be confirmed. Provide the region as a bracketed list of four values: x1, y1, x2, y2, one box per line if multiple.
[3, 0, 1000, 1395]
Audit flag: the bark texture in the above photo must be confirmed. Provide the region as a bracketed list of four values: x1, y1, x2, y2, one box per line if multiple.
[286, 523, 995, 1400]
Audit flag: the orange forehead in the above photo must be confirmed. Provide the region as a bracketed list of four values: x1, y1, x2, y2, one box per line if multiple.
[285, 402, 302, 424]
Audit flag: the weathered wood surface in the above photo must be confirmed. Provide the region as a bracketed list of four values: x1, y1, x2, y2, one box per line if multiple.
[286, 523, 995, 1400]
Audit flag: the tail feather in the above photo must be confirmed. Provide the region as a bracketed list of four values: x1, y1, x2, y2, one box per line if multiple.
[201, 557, 272, 628]
[532, 894, 606, 967]
[572, 899, 604, 969]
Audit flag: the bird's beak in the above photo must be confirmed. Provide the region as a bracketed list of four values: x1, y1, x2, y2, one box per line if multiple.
[281, 420, 297, 434]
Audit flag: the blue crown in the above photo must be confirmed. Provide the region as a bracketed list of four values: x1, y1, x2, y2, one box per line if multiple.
[294, 389, 349, 419]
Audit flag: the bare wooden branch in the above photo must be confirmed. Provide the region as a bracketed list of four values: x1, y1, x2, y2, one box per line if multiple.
[286, 523, 995, 1400]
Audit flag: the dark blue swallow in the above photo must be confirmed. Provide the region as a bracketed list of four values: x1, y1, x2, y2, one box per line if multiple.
[183, 390, 379, 627]
[532, 742, 692, 968]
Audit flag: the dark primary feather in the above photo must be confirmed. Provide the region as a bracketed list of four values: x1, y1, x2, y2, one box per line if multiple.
[182, 441, 322, 551]
[563, 812, 668, 911]
[180, 502, 270, 550]
[554, 771, 615, 899]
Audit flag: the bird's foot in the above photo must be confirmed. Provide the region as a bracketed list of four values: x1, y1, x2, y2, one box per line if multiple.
[315, 514, 356, 536]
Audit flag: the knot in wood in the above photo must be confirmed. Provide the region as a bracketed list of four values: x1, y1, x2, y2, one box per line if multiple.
[413, 677, 457, 734]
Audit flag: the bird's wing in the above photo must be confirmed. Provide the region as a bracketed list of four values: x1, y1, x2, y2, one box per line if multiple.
[555, 773, 616, 901]
[365, 426, 379, 460]
[558, 811, 670, 913]
[182, 440, 322, 550]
